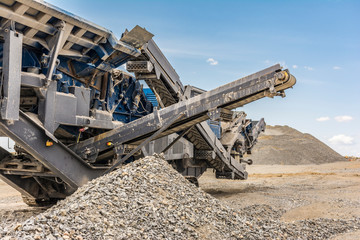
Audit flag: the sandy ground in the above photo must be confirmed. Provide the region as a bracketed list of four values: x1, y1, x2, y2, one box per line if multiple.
[199, 160, 360, 239]
[0, 180, 28, 211]
[1, 160, 359, 239]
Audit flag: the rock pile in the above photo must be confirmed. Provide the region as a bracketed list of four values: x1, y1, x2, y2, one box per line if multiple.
[1, 156, 359, 239]
[250, 125, 345, 165]
[0, 209, 44, 235]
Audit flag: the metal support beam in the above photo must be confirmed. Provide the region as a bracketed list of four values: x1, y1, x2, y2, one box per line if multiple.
[1, 29, 23, 121]
[21, 72, 45, 87]
[161, 126, 194, 154]
[103, 112, 186, 175]
[43, 81, 58, 134]
[0, 173, 40, 198]
[0, 146, 38, 198]
[0, 111, 105, 189]
[46, 21, 66, 83]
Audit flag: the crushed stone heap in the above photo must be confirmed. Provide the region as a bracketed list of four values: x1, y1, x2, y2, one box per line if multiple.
[2, 156, 359, 239]
[250, 125, 346, 165]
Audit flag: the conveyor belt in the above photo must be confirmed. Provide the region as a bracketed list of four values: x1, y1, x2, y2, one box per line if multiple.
[133, 40, 295, 178]
[73, 65, 296, 179]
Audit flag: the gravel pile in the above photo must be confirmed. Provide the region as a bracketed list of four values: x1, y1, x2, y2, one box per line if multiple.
[0, 209, 44, 234]
[1, 155, 359, 239]
[250, 125, 346, 165]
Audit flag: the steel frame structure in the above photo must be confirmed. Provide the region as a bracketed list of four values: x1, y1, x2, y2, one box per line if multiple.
[0, 0, 296, 204]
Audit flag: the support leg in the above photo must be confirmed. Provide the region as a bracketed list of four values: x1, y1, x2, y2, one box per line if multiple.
[103, 112, 186, 175]
[1, 29, 23, 121]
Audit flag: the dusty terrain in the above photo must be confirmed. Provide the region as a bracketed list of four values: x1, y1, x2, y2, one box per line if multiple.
[199, 160, 360, 239]
[1, 159, 359, 239]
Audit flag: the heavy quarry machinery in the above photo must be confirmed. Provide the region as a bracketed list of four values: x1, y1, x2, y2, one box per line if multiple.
[0, 0, 296, 206]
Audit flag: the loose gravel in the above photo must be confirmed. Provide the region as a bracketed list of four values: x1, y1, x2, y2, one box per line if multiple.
[1, 155, 359, 239]
[0, 209, 44, 235]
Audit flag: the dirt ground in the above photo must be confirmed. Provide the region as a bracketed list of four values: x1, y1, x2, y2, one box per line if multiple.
[1, 160, 359, 239]
[199, 160, 360, 239]
[0, 180, 28, 211]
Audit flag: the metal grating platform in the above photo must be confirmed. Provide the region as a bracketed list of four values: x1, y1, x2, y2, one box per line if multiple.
[0, 0, 146, 70]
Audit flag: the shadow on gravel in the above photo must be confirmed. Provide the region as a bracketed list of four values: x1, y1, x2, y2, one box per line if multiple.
[204, 185, 274, 197]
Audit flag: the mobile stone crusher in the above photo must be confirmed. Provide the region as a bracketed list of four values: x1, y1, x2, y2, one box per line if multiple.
[0, 0, 296, 205]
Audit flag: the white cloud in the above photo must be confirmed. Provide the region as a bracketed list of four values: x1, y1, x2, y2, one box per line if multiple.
[206, 58, 218, 65]
[292, 65, 298, 69]
[335, 115, 353, 122]
[304, 66, 314, 71]
[333, 66, 342, 70]
[316, 116, 330, 122]
[329, 134, 354, 145]
[327, 134, 360, 156]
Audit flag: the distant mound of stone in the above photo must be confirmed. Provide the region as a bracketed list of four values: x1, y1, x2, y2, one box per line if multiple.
[250, 125, 345, 165]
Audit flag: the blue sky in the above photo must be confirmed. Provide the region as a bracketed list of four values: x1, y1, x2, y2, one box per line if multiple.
[47, 0, 360, 156]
